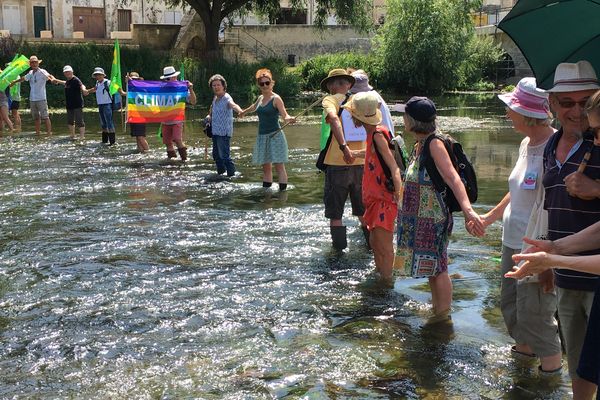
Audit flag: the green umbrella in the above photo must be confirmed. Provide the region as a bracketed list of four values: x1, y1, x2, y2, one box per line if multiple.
[498, 0, 600, 90]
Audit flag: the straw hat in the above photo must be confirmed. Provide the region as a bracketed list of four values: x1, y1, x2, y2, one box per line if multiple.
[342, 91, 382, 126]
[92, 67, 105, 77]
[547, 61, 600, 93]
[29, 55, 42, 64]
[160, 66, 180, 80]
[350, 70, 373, 94]
[498, 77, 551, 119]
[320, 68, 355, 92]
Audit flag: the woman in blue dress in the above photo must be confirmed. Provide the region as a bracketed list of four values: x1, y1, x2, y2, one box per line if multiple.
[241, 68, 295, 191]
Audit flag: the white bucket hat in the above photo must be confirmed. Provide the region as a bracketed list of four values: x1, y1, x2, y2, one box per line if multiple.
[160, 66, 180, 80]
[498, 77, 551, 119]
[547, 61, 600, 93]
[92, 67, 105, 77]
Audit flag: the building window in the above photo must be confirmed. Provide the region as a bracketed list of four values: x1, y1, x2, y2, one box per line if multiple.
[117, 9, 132, 31]
[164, 11, 182, 25]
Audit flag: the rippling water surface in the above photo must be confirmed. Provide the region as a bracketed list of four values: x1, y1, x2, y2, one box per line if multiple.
[0, 95, 571, 398]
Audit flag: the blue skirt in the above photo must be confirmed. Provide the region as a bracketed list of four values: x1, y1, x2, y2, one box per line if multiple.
[252, 131, 288, 164]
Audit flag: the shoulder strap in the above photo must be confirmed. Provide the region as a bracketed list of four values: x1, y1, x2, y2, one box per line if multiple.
[103, 80, 114, 102]
[373, 128, 393, 179]
[324, 92, 352, 149]
[421, 133, 452, 193]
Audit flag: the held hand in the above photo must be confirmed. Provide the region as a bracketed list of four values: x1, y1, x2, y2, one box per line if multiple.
[464, 210, 485, 237]
[285, 116, 296, 125]
[522, 236, 555, 254]
[187, 81, 194, 89]
[342, 146, 355, 164]
[393, 185, 403, 204]
[564, 171, 600, 200]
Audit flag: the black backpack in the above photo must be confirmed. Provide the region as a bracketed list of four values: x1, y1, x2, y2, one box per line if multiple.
[372, 128, 408, 192]
[420, 133, 477, 212]
[103, 80, 122, 111]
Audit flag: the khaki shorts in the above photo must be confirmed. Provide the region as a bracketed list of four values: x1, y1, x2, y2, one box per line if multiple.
[501, 246, 561, 357]
[30, 100, 49, 120]
[557, 287, 595, 377]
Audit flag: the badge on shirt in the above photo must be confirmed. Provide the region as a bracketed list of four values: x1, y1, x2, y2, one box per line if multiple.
[522, 171, 537, 190]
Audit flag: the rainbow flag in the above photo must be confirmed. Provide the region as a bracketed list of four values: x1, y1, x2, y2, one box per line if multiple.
[126, 80, 189, 123]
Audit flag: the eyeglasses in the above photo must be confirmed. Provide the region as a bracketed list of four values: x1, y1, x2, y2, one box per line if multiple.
[258, 81, 271, 87]
[556, 99, 589, 109]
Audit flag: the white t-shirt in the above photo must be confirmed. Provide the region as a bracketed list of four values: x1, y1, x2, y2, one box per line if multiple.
[95, 79, 112, 105]
[24, 68, 50, 101]
[502, 136, 549, 248]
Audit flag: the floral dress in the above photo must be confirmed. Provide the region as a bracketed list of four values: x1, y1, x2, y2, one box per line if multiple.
[395, 141, 452, 278]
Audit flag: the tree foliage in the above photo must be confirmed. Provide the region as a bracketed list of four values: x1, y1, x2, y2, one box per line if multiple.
[164, 0, 374, 58]
[373, 0, 496, 93]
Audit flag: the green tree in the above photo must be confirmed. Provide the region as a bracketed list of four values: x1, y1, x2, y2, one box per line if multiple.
[374, 0, 487, 92]
[165, 0, 374, 60]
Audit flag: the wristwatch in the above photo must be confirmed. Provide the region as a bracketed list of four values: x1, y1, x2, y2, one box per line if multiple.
[339, 143, 347, 151]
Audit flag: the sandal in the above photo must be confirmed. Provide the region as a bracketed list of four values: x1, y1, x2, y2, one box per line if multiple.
[510, 345, 536, 360]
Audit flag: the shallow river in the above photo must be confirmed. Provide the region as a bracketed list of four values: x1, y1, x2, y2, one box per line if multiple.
[0, 94, 571, 398]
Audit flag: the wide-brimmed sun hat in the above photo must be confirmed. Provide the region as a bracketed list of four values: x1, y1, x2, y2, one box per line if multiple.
[128, 71, 141, 80]
[350, 70, 374, 94]
[342, 91, 382, 126]
[394, 96, 437, 123]
[320, 68, 355, 92]
[63, 65, 73, 73]
[29, 55, 42, 64]
[160, 66, 180, 80]
[547, 60, 600, 93]
[92, 67, 105, 77]
[498, 77, 551, 119]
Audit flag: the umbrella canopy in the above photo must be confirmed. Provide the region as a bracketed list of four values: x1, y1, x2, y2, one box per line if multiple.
[498, 0, 600, 90]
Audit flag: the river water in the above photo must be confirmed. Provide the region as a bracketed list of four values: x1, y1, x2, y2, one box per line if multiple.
[0, 94, 570, 398]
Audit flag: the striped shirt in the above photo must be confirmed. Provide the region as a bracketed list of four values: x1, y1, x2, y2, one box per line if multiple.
[543, 129, 600, 291]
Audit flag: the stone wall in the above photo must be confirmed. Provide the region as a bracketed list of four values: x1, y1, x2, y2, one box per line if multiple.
[132, 24, 181, 50]
[233, 25, 373, 63]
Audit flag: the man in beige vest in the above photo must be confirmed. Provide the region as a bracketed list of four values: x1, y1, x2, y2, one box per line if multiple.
[320, 69, 369, 250]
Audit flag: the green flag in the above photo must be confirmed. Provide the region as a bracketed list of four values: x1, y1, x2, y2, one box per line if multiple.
[0, 54, 29, 91]
[109, 39, 122, 95]
[179, 63, 185, 81]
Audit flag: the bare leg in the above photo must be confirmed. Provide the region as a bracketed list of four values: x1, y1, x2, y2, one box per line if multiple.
[540, 352, 562, 372]
[273, 163, 287, 184]
[428, 271, 453, 315]
[34, 118, 41, 135]
[370, 227, 394, 283]
[137, 137, 149, 153]
[0, 107, 13, 131]
[174, 139, 186, 150]
[44, 118, 52, 135]
[79, 126, 85, 140]
[11, 109, 21, 130]
[573, 378, 597, 400]
[68, 124, 75, 139]
[262, 163, 273, 184]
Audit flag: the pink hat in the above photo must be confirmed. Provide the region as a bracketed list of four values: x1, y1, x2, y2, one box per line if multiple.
[498, 77, 551, 119]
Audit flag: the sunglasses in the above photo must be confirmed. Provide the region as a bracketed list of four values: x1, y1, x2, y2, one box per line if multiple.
[258, 81, 271, 87]
[556, 99, 589, 109]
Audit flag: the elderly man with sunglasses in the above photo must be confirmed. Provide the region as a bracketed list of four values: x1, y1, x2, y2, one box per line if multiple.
[542, 60, 600, 400]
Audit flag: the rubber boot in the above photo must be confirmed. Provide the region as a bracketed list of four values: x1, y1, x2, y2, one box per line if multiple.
[362, 226, 371, 250]
[177, 147, 188, 161]
[279, 183, 288, 191]
[108, 132, 116, 145]
[101, 131, 109, 143]
[167, 149, 177, 159]
[262, 181, 273, 188]
[330, 226, 347, 250]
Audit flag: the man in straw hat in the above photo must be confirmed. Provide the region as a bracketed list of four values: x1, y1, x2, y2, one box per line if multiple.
[86, 67, 118, 145]
[10, 55, 55, 135]
[540, 60, 600, 399]
[320, 68, 369, 250]
[342, 91, 402, 282]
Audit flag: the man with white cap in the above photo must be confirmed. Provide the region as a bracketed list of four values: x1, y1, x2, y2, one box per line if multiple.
[52, 65, 88, 140]
[86, 67, 117, 145]
[10, 55, 55, 135]
[540, 60, 600, 399]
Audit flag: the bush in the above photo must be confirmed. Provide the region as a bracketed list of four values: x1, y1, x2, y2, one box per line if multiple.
[296, 53, 376, 91]
[457, 35, 503, 90]
[3, 42, 301, 108]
